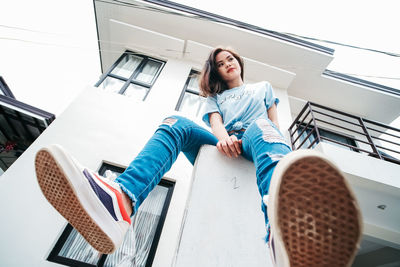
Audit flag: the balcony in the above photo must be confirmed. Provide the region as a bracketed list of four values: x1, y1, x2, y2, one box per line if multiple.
[288, 102, 400, 258]
[0, 94, 55, 174]
[288, 102, 400, 165]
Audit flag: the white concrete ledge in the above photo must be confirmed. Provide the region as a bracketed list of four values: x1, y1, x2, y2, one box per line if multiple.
[174, 145, 273, 267]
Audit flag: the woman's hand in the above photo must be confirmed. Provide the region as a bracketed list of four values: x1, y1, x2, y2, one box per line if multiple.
[217, 135, 242, 158]
[209, 112, 242, 158]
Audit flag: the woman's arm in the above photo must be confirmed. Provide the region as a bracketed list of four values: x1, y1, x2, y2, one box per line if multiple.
[209, 112, 242, 158]
[267, 103, 280, 130]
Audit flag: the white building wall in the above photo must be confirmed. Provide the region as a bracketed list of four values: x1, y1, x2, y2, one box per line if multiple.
[0, 2, 295, 261]
[145, 59, 192, 113]
[1, 1, 399, 265]
[315, 143, 400, 248]
[0, 45, 293, 265]
[0, 86, 189, 266]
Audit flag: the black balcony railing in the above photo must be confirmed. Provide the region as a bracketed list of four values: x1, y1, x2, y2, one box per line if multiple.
[288, 102, 400, 165]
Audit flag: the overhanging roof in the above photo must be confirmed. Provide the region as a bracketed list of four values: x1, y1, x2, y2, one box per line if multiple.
[94, 0, 400, 124]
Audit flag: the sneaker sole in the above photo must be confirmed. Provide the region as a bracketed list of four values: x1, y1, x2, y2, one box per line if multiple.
[269, 150, 362, 267]
[35, 148, 117, 254]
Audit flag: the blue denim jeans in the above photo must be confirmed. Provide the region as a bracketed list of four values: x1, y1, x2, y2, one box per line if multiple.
[116, 115, 291, 238]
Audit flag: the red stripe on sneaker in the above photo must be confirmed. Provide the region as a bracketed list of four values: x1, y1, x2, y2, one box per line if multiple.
[93, 173, 131, 225]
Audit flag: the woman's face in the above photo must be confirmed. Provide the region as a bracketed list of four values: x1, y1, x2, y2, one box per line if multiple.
[215, 51, 241, 83]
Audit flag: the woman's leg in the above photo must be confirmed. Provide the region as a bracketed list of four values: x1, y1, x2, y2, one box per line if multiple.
[241, 118, 292, 240]
[116, 115, 218, 215]
[35, 115, 217, 254]
[241, 119, 362, 266]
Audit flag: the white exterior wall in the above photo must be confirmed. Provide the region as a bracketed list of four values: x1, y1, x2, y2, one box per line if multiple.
[0, 2, 295, 261]
[1, 1, 399, 265]
[0, 87, 188, 266]
[315, 143, 400, 248]
[0, 46, 292, 265]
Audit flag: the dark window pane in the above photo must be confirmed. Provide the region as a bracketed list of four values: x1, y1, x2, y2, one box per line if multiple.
[0, 154, 17, 173]
[297, 125, 357, 151]
[37, 119, 46, 128]
[3, 106, 17, 117]
[0, 114, 13, 139]
[0, 130, 7, 144]
[320, 129, 356, 150]
[20, 113, 36, 124]
[9, 118, 27, 139]
[27, 124, 41, 139]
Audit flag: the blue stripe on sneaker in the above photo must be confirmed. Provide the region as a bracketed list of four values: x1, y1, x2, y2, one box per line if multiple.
[83, 169, 118, 221]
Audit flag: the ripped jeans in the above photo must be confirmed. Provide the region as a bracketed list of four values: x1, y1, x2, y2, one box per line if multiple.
[115, 115, 291, 239]
[240, 119, 292, 241]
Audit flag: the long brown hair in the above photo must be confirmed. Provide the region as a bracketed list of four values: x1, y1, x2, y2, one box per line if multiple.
[199, 47, 244, 97]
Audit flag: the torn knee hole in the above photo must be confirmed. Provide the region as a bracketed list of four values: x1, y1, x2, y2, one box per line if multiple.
[256, 120, 287, 144]
[266, 153, 285, 162]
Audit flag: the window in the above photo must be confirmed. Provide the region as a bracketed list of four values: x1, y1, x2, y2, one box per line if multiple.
[175, 70, 206, 117]
[47, 163, 175, 267]
[0, 76, 15, 98]
[297, 124, 357, 151]
[95, 52, 165, 101]
[318, 128, 357, 150]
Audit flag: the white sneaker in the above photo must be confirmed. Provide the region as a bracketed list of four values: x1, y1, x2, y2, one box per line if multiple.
[268, 150, 362, 267]
[35, 144, 131, 254]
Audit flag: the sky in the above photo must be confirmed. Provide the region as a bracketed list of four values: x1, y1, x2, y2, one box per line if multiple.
[0, 0, 101, 115]
[174, 0, 400, 90]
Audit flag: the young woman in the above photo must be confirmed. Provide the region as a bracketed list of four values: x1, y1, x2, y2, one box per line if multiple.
[35, 47, 362, 266]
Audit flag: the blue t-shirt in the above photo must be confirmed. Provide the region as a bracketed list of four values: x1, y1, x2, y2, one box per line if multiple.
[201, 81, 279, 132]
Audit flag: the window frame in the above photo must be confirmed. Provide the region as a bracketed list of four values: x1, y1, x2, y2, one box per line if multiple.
[175, 70, 205, 114]
[0, 76, 15, 99]
[47, 163, 175, 267]
[95, 51, 165, 101]
[297, 123, 358, 151]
